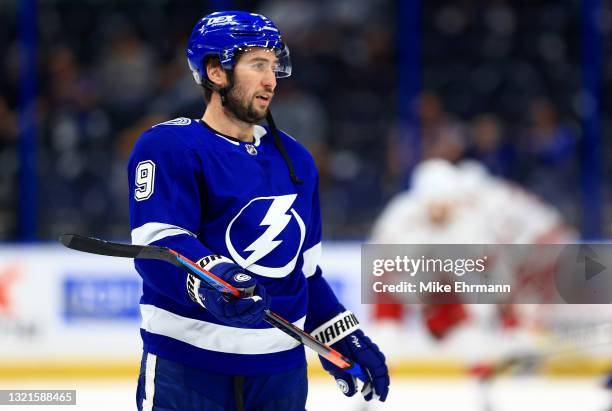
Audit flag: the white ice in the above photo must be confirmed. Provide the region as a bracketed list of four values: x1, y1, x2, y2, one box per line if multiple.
[0, 377, 609, 411]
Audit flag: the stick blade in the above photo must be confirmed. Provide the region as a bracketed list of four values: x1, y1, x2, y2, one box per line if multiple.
[59, 233, 178, 266]
[59, 233, 75, 248]
[59, 234, 144, 258]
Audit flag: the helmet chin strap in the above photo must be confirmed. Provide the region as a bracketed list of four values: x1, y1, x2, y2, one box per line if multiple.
[203, 70, 234, 106]
[266, 110, 303, 185]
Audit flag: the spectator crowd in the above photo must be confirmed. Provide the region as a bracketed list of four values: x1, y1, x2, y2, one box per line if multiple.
[0, 0, 609, 240]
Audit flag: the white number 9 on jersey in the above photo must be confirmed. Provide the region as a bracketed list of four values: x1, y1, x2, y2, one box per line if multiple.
[134, 160, 156, 201]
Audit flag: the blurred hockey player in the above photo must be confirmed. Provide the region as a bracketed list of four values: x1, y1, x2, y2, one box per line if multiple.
[128, 11, 388, 411]
[371, 159, 574, 339]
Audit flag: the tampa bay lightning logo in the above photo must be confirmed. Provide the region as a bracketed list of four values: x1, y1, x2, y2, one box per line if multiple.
[225, 194, 305, 278]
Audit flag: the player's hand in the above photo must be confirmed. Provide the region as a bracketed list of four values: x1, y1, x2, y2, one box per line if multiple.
[187, 255, 270, 326]
[320, 329, 389, 402]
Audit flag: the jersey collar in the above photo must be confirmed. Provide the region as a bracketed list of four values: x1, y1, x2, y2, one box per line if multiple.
[197, 120, 266, 147]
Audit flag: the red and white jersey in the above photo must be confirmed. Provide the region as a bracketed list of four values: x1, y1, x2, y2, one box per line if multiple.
[372, 159, 574, 245]
[370, 159, 576, 332]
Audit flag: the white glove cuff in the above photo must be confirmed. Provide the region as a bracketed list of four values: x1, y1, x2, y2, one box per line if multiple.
[311, 311, 360, 345]
[186, 273, 205, 308]
[196, 254, 234, 270]
[186, 254, 234, 308]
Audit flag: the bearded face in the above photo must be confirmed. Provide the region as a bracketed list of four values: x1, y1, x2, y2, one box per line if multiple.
[221, 48, 277, 124]
[223, 78, 269, 124]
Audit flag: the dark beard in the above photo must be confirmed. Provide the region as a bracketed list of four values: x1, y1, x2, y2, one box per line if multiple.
[224, 86, 267, 124]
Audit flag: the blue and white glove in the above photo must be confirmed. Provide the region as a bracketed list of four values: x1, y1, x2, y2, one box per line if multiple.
[312, 311, 389, 402]
[186, 255, 270, 327]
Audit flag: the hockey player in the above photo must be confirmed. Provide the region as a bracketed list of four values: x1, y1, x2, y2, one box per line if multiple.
[371, 159, 574, 338]
[129, 11, 389, 410]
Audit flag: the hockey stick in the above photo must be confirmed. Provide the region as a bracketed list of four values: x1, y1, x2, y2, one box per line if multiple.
[59, 234, 368, 383]
[470, 324, 612, 411]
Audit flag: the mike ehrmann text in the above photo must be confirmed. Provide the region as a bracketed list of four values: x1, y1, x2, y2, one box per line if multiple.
[372, 281, 512, 294]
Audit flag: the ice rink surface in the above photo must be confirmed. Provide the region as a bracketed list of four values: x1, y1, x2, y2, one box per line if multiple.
[0, 377, 609, 411]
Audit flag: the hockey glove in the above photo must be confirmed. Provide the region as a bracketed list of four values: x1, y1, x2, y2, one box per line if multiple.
[313, 311, 389, 402]
[186, 255, 270, 327]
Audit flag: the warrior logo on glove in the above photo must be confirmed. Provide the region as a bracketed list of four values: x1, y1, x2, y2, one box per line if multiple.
[233, 273, 252, 283]
[336, 379, 350, 394]
[312, 311, 360, 345]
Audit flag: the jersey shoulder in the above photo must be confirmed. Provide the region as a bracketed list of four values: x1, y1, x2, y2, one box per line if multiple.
[132, 117, 200, 157]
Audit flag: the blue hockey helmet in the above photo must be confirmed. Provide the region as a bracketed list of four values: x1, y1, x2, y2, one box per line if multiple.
[186, 11, 292, 86]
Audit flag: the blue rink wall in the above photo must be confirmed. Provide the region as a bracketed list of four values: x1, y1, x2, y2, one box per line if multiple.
[0, 242, 362, 378]
[0, 243, 611, 380]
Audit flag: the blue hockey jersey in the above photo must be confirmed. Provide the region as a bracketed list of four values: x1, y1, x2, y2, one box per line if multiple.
[128, 118, 342, 375]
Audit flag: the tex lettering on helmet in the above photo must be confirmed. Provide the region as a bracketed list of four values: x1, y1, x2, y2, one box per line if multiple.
[205, 14, 237, 27]
[186, 11, 292, 85]
[225, 194, 305, 278]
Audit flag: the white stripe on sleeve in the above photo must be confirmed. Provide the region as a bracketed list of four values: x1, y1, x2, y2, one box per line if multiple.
[131, 222, 196, 245]
[302, 243, 322, 278]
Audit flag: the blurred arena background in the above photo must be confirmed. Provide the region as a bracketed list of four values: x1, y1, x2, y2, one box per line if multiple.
[1, 0, 612, 410]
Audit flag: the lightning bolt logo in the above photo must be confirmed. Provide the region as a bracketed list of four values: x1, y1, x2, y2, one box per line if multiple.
[226, 194, 306, 278]
[242, 194, 296, 267]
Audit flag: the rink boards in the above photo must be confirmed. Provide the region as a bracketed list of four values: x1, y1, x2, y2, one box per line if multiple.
[0, 243, 610, 380]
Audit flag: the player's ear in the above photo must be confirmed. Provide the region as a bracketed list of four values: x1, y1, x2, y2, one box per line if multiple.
[206, 59, 228, 88]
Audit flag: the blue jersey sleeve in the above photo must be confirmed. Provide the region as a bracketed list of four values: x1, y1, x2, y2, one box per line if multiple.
[303, 172, 344, 332]
[128, 125, 213, 307]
